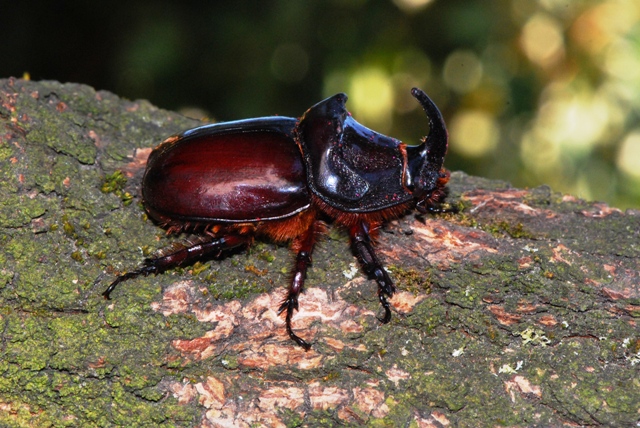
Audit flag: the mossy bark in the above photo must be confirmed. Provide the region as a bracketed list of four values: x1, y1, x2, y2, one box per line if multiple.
[1, 78, 638, 427]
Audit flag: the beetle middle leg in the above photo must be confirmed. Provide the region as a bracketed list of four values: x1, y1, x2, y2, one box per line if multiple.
[350, 221, 396, 324]
[103, 234, 250, 299]
[277, 220, 323, 350]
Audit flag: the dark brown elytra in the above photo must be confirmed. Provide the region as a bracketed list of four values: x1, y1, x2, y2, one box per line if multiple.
[103, 88, 453, 350]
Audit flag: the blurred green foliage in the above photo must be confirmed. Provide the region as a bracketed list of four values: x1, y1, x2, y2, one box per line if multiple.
[3, 0, 639, 208]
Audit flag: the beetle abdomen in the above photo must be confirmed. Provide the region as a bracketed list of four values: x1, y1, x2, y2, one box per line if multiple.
[143, 119, 310, 224]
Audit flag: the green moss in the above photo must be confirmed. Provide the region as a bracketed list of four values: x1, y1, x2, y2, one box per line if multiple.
[481, 220, 535, 239]
[101, 170, 134, 206]
[190, 261, 208, 275]
[279, 408, 304, 427]
[210, 277, 268, 300]
[258, 249, 276, 263]
[0, 142, 13, 161]
[388, 266, 432, 294]
[448, 211, 479, 229]
[220, 355, 239, 370]
[0, 195, 47, 228]
[71, 251, 84, 262]
[63, 219, 76, 236]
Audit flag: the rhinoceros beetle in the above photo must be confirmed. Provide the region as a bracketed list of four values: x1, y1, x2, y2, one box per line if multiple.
[103, 88, 452, 350]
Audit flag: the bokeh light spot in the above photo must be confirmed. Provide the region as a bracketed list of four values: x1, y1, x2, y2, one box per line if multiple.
[520, 13, 564, 68]
[616, 131, 640, 179]
[450, 110, 499, 157]
[536, 85, 610, 155]
[348, 68, 394, 132]
[604, 40, 640, 83]
[572, 0, 640, 55]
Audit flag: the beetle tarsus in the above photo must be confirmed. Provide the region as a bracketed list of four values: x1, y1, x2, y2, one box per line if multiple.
[278, 297, 311, 351]
[378, 293, 393, 324]
[102, 264, 159, 299]
[372, 266, 394, 323]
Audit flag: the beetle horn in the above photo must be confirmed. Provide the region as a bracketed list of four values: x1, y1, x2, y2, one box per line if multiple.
[411, 87, 448, 167]
[405, 88, 449, 197]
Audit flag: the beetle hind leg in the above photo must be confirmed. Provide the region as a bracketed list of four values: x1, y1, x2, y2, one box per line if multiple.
[350, 221, 396, 324]
[103, 234, 250, 299]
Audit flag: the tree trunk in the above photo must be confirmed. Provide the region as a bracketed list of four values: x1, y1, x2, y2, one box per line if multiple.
[1, 77, 638, 427]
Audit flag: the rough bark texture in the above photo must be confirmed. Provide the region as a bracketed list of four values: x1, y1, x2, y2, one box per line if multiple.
[0, 78, 638, 427]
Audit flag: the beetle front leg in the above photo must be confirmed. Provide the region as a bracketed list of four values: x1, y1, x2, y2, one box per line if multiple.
[350, 222, 396, 324]
[103, 234, 250, 299]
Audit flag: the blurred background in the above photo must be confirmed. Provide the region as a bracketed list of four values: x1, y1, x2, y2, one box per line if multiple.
[2, 0, 639, 209]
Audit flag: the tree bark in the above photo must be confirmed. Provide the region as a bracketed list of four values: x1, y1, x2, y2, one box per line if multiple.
[1, 77, 638, 427]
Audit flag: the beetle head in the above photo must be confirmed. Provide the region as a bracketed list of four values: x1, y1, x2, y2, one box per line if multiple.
[404, 88, 450, 213]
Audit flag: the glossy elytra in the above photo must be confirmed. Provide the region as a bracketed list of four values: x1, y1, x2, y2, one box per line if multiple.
[103, 88, 453, 350]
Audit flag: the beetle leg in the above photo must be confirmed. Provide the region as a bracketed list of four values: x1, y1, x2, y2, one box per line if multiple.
[277, 221, 321, 350]
[278, 251, 312, 350]
[350, 222, 396, 324]
[103, 234, 249, 299]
